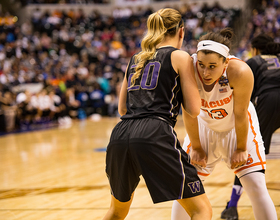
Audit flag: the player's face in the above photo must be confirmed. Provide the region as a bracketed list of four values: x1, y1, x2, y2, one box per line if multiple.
[197, 52, 228, 85]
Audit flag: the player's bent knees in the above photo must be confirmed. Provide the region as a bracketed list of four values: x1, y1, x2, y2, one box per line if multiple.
[104, 207, 129, 220]
[178, 194, 212, 219]
[202, 202, 212, 218]
[109, 212, 127, 220]
[196, 196, 212, 219]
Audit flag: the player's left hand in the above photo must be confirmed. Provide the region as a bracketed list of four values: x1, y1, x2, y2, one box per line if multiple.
[230, 149, 248, 169]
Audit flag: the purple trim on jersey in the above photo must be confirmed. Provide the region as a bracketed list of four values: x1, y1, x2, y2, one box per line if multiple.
[170, 125, 185, 199]
[169, 75, 179, 118]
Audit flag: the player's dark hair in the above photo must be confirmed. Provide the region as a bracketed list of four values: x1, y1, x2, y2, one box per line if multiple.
[251, 34, 280, 55]
[199, 28, 233, 49]
[198, 28, 234, 61]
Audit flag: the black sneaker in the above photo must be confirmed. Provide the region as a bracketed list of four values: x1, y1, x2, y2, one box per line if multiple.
[221, 202, 238, 220]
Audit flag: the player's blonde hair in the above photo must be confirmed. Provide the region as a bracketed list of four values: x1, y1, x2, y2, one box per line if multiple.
[131, 8, 183, 85]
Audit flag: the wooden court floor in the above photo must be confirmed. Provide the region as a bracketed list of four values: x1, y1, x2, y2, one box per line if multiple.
[0, 116, 279, 220]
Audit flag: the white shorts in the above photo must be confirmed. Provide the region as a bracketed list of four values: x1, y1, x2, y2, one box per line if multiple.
[183, 102, 266, 180]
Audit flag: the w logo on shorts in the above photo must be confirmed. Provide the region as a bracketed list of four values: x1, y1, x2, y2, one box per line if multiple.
[188, 181, 201, 193]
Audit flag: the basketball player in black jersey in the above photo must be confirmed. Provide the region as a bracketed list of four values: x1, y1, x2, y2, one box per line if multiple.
[221, 34, 280, 220]
[103, 8, 212, 220]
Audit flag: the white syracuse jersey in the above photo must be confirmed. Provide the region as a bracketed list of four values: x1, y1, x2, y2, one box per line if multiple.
[183, 54, 266, 179]
[192, 53, 236, 132]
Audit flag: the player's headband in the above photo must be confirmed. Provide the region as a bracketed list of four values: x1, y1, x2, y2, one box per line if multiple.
[197, 40, 229, 58]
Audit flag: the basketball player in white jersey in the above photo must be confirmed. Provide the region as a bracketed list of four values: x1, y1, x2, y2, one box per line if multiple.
[171, 28, 278, 220]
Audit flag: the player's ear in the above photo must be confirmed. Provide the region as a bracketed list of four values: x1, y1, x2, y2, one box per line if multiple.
[179, 27, 184, 39]
[225, 57, 229, 65]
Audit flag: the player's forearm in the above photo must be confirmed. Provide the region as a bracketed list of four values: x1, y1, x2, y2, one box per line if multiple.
[183, 109, 201, 149]
[235, 113, 249, 151]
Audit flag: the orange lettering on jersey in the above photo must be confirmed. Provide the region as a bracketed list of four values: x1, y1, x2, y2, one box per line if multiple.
[201, 109, 212, 118]
[246, 154, 253, 165]
[216, 100, 224, 106]
[201, 99, 205, 107]
[212, 109, 228, 119]
[201, 99, 210, 108]
[223, 97, 230, 104]
[209, 101, 217, 108]
[202, 94, 232, 108]
[205, 100, 209, 108]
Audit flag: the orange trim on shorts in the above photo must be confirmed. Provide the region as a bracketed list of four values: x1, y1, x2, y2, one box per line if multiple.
[235, 111, 265, 174]
[197, 171, 210, 177]
[248, 111, 265, 170]
[234, 161, 266, 174]
[186, 143, 191, 154]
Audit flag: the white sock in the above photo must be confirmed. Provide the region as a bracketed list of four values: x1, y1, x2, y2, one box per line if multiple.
[232, 185, 244, 195]
[171, 200, 191, 220]
[240, 172, 277, 220]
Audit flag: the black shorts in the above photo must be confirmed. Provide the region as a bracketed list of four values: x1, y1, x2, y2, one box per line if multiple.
[106, 118, 205, 204]
[255, 91, 280, 154]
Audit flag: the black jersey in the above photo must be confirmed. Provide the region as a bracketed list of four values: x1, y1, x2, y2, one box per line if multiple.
[247, 55, 280, 101]
[121, 46, 183, 127]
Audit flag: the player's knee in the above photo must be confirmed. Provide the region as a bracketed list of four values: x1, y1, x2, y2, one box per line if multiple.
[110, 213, 126, 220]
[201, 201, 212, 218]
[188, 198, 212, 219]
[196, 197, 212, 218]
[107, 209, 128, 220]
[190, 207, 212, 219]
[241, 172, 266, 194]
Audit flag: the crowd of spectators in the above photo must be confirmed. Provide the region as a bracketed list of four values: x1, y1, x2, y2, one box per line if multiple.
[235, 0, 280, 59]
[25, 0, 110, 4]
[0, 0, 278, 134]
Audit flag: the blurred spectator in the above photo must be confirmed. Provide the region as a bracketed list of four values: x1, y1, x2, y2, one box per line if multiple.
[16, 89, 36, 128]
[236, 0, 280, 60]
[64, 87, 80, 118]
[89, 82, 105, 115]
[0, 90, 18, 132]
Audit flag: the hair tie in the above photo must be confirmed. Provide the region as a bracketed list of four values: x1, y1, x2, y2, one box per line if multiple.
[197, 40, 229, 58]
[157, 12, 161, 17]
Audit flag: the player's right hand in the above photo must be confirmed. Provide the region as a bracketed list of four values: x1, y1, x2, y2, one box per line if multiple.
[190, 148, 207, 168]
[230, 149, 248, 169]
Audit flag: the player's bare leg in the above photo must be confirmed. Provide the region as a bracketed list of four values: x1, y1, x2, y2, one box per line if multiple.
[103, 193, 134, 220]
[177, 194, 212, 220]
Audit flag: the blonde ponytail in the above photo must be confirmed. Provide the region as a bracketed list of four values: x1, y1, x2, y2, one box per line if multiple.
[131, 8, 183, 86]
